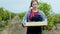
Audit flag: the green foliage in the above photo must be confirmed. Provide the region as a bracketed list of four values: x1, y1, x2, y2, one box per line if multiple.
[54, 14, 60, 24]
[0, 7, 16, 31]
[18, 12, 26, 20]
[0, 16, 2, 21]
[0, 27, 4, 31]
[38, 2, 55, 30]
[11, 13, 16, 19]
[0, 7, 16, 21]
[0, 8, 9, 20]
[0, 8, 4, 21]
[38, 2, 51, 16]
[2, 21, 8, 27]
[47, 14, 55, 30]
[3, 10, 9, 20]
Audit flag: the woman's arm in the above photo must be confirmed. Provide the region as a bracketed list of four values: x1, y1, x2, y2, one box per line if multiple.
[39, 11, 47, 22]
[21, 11, 30, 27]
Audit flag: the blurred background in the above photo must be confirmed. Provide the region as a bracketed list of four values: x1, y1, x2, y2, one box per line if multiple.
[0, 0, 60, 34]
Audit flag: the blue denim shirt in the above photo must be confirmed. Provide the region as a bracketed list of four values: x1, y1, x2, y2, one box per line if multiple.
[21, 10, 47, 25]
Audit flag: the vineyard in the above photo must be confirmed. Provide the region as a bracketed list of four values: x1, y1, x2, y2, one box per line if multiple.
[0, 2, 60, 34]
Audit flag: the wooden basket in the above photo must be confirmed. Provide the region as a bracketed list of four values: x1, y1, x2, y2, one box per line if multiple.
[24, 20, 47, 27]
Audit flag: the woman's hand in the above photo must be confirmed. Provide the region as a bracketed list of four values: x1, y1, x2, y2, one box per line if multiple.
[22, 20, 27, 28]
[23, 20, 27, 25]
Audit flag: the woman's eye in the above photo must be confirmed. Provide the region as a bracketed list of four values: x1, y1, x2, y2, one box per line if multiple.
[33, 4, 38, 5]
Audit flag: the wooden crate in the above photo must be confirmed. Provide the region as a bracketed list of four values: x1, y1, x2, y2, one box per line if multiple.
[24, 20, 47, 27]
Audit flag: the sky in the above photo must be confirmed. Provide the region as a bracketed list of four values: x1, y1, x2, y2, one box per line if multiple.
[40, 0, 60, 13]
[0, 0, 60, 13]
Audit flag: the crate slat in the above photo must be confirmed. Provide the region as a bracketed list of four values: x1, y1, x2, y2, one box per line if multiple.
[24, 21, 47, 26]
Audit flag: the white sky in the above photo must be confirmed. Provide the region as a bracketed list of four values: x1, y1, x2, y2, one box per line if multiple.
[0, 0, 60, 13]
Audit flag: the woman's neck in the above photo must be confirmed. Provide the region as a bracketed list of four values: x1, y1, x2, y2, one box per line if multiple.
[32, 9, 38, 12]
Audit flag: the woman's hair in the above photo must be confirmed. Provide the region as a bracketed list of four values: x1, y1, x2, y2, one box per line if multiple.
[30, 0, 39, 7]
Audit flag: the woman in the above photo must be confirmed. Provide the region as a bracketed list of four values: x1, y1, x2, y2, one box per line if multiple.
[22, 0, 47, 34]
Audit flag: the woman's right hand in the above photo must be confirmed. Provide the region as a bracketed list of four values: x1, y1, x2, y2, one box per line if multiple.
[24, 20, 27, 25]
[22, 20, 27, 28]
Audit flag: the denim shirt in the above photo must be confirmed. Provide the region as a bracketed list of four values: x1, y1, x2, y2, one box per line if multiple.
[21, 10, 47, 25]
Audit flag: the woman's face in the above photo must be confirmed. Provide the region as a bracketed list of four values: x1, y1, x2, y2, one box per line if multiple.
[32, 1, 38, 9]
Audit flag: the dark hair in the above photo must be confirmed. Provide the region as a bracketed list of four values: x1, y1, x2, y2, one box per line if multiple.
[30, 0, 39, 7]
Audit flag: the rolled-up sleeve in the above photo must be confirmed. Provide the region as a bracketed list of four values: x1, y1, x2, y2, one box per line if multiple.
[21, 11, 29, 25]
[39, 11, 47, 22]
